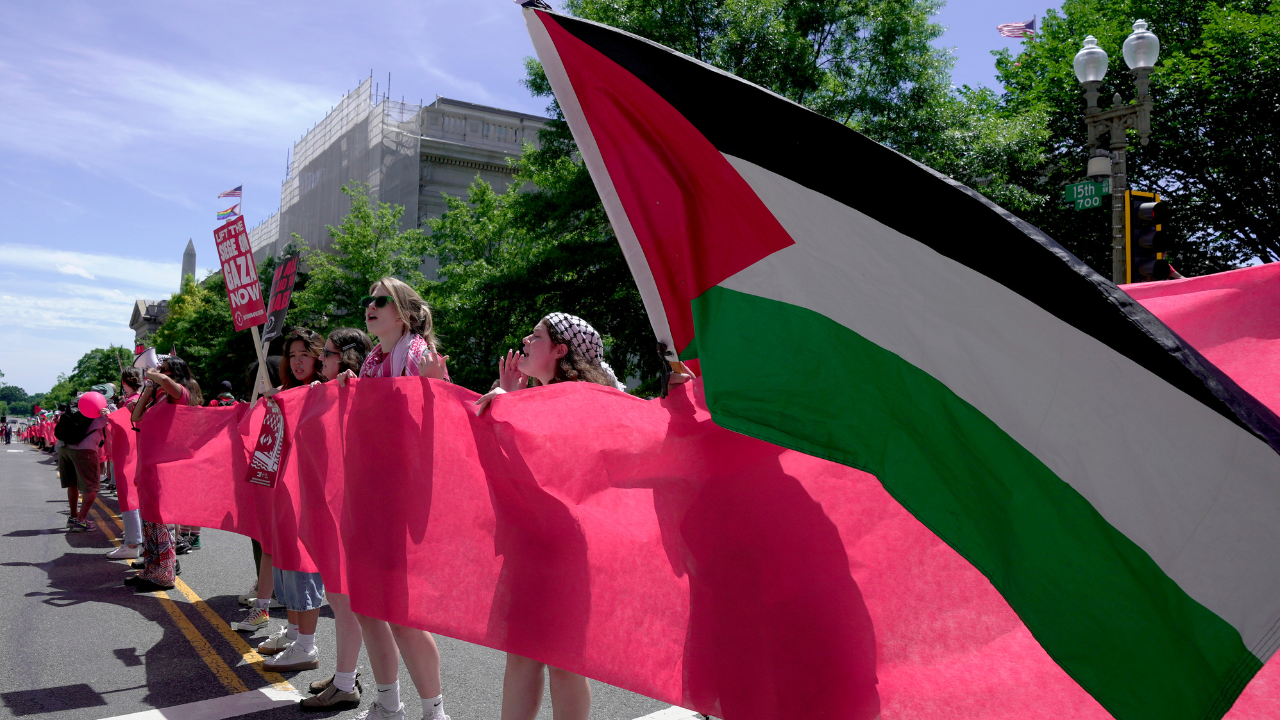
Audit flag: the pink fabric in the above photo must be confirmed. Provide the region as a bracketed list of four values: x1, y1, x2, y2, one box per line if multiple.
[127, 263, 1280, 719]
[132, 400, 317, 573]
[107, 408, 138, 512]
[1122, 262, 1280, 413]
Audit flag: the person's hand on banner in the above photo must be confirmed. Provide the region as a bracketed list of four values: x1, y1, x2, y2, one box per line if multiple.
[335, 369, 357, 387]
[497, 349, 528, 392]
[474, 387, 505, 416]
[418, 347, 450, 380]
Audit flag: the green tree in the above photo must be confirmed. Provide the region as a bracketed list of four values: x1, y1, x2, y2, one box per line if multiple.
[290, 183, 432, 336]
[44, 374, 76, 408]
[994, 0, 1278, 274]
[425, 117, 656, 393]
[0, 386, 26, 404]
[67, 346, 133, 393]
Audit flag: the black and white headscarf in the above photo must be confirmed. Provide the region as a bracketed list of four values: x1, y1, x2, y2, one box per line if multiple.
[545, 312, 626, 391]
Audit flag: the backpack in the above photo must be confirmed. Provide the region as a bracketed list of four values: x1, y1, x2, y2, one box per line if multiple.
[54, 408, 95, 445]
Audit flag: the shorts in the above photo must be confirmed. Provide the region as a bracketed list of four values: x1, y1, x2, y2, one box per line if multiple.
[272, 568, 325, 611]
[57, 446, 101, 493]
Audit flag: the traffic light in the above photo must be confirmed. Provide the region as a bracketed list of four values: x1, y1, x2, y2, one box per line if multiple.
[1126, 190, 1170, 282]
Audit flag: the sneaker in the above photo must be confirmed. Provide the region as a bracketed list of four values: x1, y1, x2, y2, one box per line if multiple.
[256, 626, 293, 655]
[309, 672, 361, 694]
[186, 535, 201, 550]
[354, 702, 406, 720]
[175, 539, 191, 555]
[300, 681, 361, 711]
[231, 608, 270, 632]
[65, 517, 75, 528]
[68, 519, 95, 533]
[106, 545, 140, 560]
[263, 641, 319, 672]
[130, 560, 146, 570]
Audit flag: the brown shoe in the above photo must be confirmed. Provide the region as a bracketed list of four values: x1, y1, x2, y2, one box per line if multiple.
[299, 681, 361, 711]
[309, 672, 361, 694]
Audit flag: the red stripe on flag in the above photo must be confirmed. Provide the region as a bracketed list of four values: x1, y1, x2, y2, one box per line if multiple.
[539, 13, 795, 356]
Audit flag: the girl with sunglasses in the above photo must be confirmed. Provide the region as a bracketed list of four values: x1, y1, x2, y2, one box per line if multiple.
[299, 326, 373, 710]
[127, 356, 202, 592]
[339, 278, 449, 720]
[474, 313, 624, 720]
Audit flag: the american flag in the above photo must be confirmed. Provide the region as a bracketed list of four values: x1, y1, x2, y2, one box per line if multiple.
[998, 17, 1036, 38]
[218, 185, 243, 198]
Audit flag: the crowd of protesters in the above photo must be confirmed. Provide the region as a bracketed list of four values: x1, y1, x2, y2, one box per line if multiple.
[18, 276, 682, 720]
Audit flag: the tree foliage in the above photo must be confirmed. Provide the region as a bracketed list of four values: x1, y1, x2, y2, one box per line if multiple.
[290, 183, 432, 337]
[67, 346, 133, 392]
[994, 0, 1279, 274]
[425, 104, 656, 393]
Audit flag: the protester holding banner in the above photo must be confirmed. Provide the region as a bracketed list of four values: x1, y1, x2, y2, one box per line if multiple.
[340, 279, 449, 720]
[247, 328, 328, 673]
[106, 368, 145, 561]
[319, 327, 372, 383]
[126, 357, 201, 592]
[299, 326, 375, 710]
[474, 313, 622, 720]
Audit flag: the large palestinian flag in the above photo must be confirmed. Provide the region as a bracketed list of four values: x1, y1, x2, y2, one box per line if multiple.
[524, 8, 1280, 720]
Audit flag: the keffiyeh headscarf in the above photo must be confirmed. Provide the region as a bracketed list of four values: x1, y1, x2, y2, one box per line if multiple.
[545, 312, 626, 391]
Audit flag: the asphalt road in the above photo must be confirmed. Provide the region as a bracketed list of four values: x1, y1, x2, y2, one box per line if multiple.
[0, 442, 681, 720]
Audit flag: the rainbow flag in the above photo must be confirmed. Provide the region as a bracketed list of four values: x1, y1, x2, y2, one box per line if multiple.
[217, 203, 241, 222]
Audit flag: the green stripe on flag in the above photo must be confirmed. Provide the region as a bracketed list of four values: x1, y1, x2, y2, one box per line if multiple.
[690, 285, 1261, 720]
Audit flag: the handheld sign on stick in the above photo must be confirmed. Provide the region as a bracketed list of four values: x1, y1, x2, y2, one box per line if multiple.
[212, 216, 270, 403]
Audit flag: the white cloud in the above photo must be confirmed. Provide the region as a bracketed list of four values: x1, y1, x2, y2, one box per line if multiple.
[1, 243, 184, 294]
[0, 45, 334, 167]
[55, 263, 94, 279]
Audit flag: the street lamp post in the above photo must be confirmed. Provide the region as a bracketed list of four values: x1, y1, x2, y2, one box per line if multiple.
[1074, 21, 1160, 284]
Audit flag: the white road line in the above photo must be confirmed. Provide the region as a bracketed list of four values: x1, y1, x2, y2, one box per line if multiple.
[6, 449, 22, 452]
[633, 706, 705, 720]
[97, 687, 303, 720]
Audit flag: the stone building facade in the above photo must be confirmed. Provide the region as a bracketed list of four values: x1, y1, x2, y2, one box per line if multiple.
[249, 79, 548, 277]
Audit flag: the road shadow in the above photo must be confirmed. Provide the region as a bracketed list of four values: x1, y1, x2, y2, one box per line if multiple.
[0, 522, 282, 711]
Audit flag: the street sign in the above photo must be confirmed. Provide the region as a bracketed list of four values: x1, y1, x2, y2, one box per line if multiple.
[1064, 179, 1111, 210]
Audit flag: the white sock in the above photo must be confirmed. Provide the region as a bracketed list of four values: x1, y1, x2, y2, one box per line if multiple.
[334, 670, 357, 693]
[423, 694, 445, 720]
[376, 681, 402, 713]
[254, 598, 270, 611]
[285, 622, 299, 641]
[294, 632, 314, 653]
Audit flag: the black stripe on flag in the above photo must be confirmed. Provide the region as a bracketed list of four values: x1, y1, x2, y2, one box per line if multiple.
[539, 11, 1280, 450]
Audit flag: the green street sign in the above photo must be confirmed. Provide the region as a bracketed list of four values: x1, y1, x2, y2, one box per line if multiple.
[1064, 179, 1111, 210]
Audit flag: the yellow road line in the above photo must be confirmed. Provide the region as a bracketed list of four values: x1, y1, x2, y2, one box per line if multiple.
[89, 504, 250, 695]
[92, 499, 292, 691]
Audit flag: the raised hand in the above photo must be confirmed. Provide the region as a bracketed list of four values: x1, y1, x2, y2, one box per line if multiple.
[497, 349, 528, 393]
[473, 387, 506, 416]
[418, 346, 450, 380]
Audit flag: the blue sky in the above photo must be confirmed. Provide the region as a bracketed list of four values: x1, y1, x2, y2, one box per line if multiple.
[0, 0, 1055, 397]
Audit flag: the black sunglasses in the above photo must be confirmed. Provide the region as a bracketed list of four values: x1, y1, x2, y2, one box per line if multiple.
[359, 296, 393, 309]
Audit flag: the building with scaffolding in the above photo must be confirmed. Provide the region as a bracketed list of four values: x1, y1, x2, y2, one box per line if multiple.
[248, 78, 548, 274]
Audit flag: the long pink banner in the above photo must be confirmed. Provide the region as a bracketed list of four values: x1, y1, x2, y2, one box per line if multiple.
[118, 263, 1280, 719]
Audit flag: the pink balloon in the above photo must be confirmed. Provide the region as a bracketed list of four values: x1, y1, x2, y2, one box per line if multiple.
[78, 391, 107, 417]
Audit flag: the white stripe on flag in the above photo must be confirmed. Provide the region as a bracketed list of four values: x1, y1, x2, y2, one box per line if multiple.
[720, 152, 1280, 659]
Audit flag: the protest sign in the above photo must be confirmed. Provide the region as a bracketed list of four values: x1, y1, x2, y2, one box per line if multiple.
[213, 216, 267, 332]
[260, 252, 298, 345]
